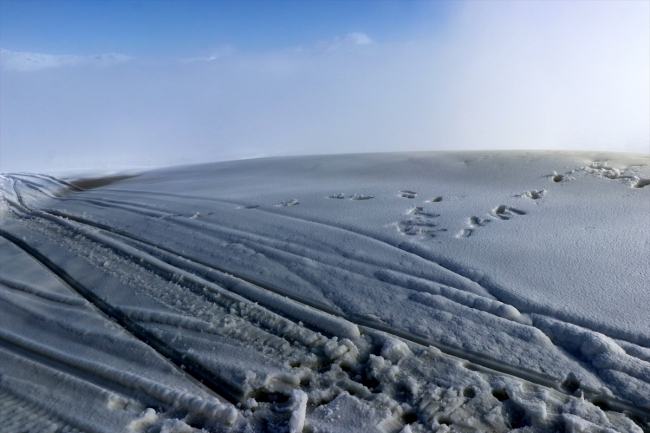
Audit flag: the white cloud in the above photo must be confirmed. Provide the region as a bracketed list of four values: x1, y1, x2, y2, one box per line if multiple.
[178, 46, 236, 63]
[0, 48, 131, 71]
[345, 32, 373, 46]
[309, 32, 374, 52]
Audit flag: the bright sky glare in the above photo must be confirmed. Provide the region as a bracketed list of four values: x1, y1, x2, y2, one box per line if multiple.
[0, 0, 648, 173]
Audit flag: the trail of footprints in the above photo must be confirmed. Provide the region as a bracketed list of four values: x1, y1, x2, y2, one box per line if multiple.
[236, 163, 648, 241]
[242, 187, 535, 240]
[457, 206, 527, 238]
[393, 188, 532, 239]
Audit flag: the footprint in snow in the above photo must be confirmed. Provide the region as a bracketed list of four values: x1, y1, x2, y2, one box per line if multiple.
[519, 190, 546, 200]
[396, 205, 444, 237]
[189, 212, 212, 219]
[407, 206, 439, 218]
[396, 219, 446, 236]
[587, 162, 624, 180]
[327, 193, 373, 200]
[275, 199, 299, 207]
[457, 206, 525, 239]
[490, 205, 526, 220]
[399, 190, 417, 199]
[549, 171, 565, 183]
[457, 216, 490, 238]
[349, 194, 374, 200]
[237, 205, 260, 209]
[426, 196, 443, 203]
[582, 162, 650, 188]
[635, 178, 650, 188]
[468, 216, 491, 228]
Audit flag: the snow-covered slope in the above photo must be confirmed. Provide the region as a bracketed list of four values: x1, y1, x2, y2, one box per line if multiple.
[1, 151, 648, 432]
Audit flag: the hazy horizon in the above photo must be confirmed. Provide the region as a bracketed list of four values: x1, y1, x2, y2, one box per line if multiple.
[1, 0, 648, 173]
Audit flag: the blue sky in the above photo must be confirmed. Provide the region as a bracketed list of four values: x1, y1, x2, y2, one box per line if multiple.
[0, 0, 454, 55]
[0, 1, 648, 173]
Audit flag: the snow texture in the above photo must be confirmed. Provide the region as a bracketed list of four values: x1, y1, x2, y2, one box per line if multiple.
[0, 151, 648, 432]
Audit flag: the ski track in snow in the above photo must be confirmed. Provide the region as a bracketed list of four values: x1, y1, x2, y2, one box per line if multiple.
[1, 151, 649, 432]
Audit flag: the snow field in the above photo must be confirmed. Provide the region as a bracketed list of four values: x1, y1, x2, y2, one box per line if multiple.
[1, 151, 649, 432]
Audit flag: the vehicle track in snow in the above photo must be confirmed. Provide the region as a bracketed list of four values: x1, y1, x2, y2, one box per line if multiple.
[47, 181, 650, 348]
[0, 387, 83, 433]
[66, 228, 650, 426]
[0, 228, 240, 406]
[4, 176, 650, 427]
[44, 183, 493, 295]
[3, 173, 650, 432]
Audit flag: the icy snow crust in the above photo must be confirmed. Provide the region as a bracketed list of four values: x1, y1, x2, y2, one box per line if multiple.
[0, 151, 648, 432]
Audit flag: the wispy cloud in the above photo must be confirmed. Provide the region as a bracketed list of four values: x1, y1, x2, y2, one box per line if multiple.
[300, 32, 374, 52]
[0, 48, 131, 71]
[178, 46, 236, 63]
[345, 32, 373, 46]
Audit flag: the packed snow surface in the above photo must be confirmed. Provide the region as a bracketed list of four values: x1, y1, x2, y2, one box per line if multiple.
[0, 151, 648, 432]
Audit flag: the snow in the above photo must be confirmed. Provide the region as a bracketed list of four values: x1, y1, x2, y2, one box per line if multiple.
[288, 389, 308, 433]
[0, 150, 648, 432]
